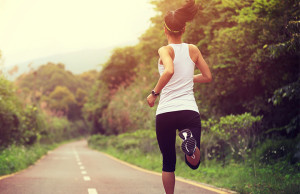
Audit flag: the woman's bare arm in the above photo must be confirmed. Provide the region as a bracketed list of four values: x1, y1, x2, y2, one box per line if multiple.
[153, 46, 174, 93]
[192, 45, 212, 83]
[147, 46, 174, 107]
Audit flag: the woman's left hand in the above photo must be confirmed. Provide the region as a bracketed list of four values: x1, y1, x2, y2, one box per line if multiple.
[147, 94, 157, 107]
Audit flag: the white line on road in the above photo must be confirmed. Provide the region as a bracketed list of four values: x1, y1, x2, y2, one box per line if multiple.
[78, 162, 82, 165]
[80, 166, 85, 170]
[83, 176, 91, 181]
[81, 171, 87, 174]
[88, 188, 98, 194]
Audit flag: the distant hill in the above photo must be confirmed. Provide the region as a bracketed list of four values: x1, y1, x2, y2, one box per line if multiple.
[3, 47, 115, 80]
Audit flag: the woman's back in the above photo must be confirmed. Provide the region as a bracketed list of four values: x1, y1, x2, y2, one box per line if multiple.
[156, 43, 199, 115]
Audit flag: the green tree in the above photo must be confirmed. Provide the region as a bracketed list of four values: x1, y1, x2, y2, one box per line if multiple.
[16, 63, 87, 98]
[47, 86, 76, 115]
[79, 70, 98, 86]
[0, 76, 21, 146]
[82, 81, 111, 134]
[0, 76, 45, 146]
[99, 46, 138, 91]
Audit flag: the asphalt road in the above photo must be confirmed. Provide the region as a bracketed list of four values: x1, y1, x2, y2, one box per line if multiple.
[0, 140, 231, 194]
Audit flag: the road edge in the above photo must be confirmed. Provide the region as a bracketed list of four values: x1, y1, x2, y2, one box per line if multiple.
[99, 151, 237, 194]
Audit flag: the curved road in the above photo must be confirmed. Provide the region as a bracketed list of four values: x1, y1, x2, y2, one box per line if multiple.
[0, 140, 232, 194]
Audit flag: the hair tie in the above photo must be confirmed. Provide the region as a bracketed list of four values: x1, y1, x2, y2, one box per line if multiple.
[164, 22, 183, 33]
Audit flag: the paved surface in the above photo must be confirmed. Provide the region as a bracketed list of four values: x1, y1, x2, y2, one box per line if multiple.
[0, 140, 229, 194]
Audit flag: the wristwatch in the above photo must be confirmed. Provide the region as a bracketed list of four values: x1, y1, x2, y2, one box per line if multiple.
[151, 90, 160, 96]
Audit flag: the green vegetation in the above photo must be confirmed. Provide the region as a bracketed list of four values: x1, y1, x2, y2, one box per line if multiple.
[88, 129, 300, 194]
[15, 62, 95, 121]
[0, 70, 89, 147]
[0, 143, 58, 176]
[0, 0, 299, 192]
[0, 62, 93, 176]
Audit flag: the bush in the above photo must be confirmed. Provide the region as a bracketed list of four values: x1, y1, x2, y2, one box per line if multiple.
[0, 76, 22, 146]
[255, 136, 300, 165]
[0, 143, 57, 175]
[201, 113, 262, 163]
[88, 129, 160, 155]
[19, 105, 46, 145]
[0, 76, 47, 146]
[40, 117, 85, 144]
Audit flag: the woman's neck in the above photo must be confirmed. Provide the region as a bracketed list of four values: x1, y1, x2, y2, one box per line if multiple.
[167, 35, 182, 44]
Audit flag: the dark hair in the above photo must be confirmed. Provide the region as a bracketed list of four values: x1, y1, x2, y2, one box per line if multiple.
[164, 0, 198, 35]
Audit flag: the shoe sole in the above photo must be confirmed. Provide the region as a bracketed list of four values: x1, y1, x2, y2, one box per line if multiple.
[181, 137, 196, 156]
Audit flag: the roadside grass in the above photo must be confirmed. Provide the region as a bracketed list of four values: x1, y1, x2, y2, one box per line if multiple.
[88, 130, 300, 194]
[0, 143, 58, 176]
[0, 137, 85, 176]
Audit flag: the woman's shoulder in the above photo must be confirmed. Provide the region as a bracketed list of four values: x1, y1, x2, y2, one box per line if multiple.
[158, 45, 173, 52]
[187, 44, 200, 62]
[187, 44, 200, 52]
[158, 45, 175, 58]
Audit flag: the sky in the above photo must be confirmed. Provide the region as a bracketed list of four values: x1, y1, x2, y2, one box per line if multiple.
[0, 0, 156, 69]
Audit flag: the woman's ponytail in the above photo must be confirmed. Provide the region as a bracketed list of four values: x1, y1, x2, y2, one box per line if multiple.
[164, 0, 198, 35]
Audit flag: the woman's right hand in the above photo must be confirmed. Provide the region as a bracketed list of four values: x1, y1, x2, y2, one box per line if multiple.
[147, 94, 157, 107]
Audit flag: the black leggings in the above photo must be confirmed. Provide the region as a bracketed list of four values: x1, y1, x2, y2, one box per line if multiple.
[156, 110, 201, 172]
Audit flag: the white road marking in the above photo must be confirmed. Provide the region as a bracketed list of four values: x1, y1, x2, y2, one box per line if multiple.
[78, 162, 82, 165]
[81, 171, 87, 174]
[80, 166, 85, 170]
[83, 176, 91, 181]
[88, 188, 98, 194]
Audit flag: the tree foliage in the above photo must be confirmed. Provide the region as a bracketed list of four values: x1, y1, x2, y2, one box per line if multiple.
[16, 62, 96, 120]
[0, 75, 87, 147]
[99, 46, 138, 91]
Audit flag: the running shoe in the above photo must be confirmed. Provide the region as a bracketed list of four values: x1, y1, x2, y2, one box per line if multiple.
[179, 129, 196, 156]
[179, 129, 193, 140]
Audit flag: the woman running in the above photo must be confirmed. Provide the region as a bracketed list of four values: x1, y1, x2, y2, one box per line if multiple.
[146, 0, 212, 193]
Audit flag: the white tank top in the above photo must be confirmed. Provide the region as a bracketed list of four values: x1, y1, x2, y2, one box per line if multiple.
[156, 43, 199, 115]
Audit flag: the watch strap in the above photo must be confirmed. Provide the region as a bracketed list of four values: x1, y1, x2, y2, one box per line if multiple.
[151, 90, 160, 96]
